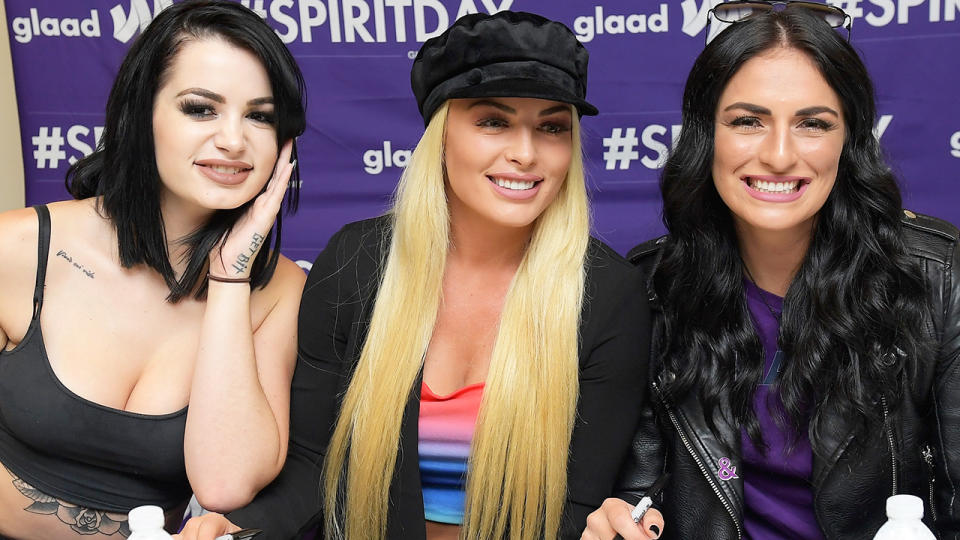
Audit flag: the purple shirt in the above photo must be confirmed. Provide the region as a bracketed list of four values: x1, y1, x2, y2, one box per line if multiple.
[742, 280, 824, 539]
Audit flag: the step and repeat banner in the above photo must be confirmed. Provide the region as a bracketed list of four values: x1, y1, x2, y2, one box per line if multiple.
[7, 0, 960, 267]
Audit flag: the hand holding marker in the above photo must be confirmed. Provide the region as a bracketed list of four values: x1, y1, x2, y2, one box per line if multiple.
[615, 473, 670, 540]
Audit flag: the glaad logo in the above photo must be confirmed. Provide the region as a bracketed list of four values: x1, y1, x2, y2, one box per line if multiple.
[680, 0, 725, 40]
[10, 9, 102, 44]
[15, 0, 519, 45]
[678, 0, 960, 35]
[573, 4, 669, 43]
[111, 0, 173, 43]
[109, 0, 265, 43]
[873, 114, 893, 140]
[363, 141, 412, 174]
[950, 131, 960, 158]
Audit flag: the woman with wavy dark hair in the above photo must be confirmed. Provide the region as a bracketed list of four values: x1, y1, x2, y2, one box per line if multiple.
[0, 1, 306, 536]
[583, 3, 960, 539]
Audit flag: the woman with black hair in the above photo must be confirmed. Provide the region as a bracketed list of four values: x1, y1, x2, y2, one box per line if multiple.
[584, 3, 960, 540]
[0, 1, 306, 536]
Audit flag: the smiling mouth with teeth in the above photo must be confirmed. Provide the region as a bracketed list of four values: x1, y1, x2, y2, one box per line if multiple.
[746, 177, 805, 194]
[205, 164, 250, 175]
[490, 177, 539, 191]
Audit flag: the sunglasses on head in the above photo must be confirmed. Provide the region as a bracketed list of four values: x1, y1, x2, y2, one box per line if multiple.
[706, 1, 852, 44]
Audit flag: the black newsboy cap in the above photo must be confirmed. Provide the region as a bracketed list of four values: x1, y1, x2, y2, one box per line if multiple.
[411, 10, 599, 125]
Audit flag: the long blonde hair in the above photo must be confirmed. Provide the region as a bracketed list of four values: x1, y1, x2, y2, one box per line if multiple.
[323, 102, 590, 540]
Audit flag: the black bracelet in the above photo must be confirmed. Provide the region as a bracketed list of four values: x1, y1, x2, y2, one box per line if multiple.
[206, 272, 251, 283]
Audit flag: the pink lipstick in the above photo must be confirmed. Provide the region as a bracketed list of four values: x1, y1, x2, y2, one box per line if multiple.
[195, 159, 253, 186]
[741, 175, 810, 203]
[487, 172, 543, 201]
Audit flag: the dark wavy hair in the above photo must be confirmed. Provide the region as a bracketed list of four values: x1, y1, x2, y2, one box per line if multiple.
[653, 9, 930, 452]
[67, 0, 306, 302]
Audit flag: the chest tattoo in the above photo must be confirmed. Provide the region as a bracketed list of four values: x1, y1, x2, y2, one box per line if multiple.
[55, 249, 96, 279]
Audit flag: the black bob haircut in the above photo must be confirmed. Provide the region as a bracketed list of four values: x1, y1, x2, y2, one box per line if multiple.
[652, 8, 929, 452]
[67, 0, 307, 302]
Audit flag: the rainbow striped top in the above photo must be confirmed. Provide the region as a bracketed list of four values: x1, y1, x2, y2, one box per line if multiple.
[418, 380, 484, 525]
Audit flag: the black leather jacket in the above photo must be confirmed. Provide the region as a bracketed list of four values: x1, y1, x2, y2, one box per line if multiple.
[618, 212, 960, 540]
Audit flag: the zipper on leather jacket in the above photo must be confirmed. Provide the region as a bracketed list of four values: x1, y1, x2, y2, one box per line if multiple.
[922, 444, 938, 522]
[881, 396, 897, 496]
[653, 381, 743, 539]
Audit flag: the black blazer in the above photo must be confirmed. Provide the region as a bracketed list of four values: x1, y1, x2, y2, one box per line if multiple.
[228, 216, 651, 539]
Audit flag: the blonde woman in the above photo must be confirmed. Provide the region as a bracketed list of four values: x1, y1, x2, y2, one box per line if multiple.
[178, 11, 660, 540]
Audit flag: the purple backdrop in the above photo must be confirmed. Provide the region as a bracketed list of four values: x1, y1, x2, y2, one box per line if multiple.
[7, 0, 960, 269]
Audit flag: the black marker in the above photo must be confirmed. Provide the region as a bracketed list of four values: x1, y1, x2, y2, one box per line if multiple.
[214, 529, 262, 540]
[630, 473, 670, 523]
[614, 473, 670, 540]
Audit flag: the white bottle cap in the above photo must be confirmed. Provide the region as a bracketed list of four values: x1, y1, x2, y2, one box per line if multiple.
[128, 505, 165, 532]
[886, 494, 924, 520]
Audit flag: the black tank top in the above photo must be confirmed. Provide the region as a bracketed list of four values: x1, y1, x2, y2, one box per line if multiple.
[0, 205, 191, 513]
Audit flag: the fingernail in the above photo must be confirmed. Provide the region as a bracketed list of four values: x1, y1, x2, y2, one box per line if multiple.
[290, 159, 297, 169]
[649, 524, 660, 538]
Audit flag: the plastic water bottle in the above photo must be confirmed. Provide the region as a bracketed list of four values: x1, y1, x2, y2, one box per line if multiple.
[872, 494, 936, 539]
[128, 505, 173, 540]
